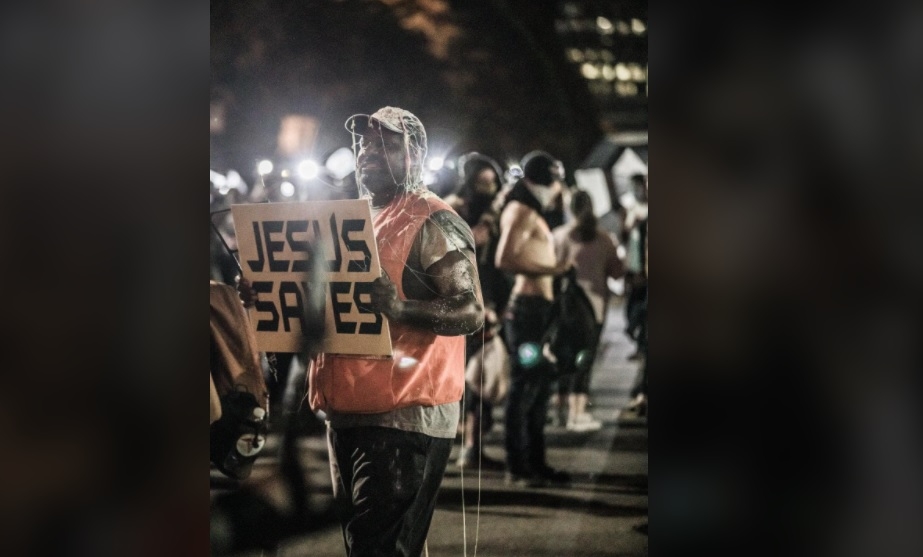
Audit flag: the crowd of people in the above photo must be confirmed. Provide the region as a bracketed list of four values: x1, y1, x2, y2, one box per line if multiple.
[210, 106, 648, 556]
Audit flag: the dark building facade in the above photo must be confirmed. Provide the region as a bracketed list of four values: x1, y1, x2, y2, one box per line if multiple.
[555, 1, 648, 132]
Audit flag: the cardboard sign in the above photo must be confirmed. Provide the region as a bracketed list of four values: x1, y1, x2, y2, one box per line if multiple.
[231, 200, 392, 356]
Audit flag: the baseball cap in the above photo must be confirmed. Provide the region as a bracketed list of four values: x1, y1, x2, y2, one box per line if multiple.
[344, 106, 427, 152]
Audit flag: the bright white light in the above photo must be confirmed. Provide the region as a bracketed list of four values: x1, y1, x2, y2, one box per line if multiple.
[596, 16, 613, 33]
[257, 159, 273, 175]
[616, 82, 639, 96]
[631, 18, 646, 35]
[218, 185, 230, 195]
[615, 63, 632, 81]
[427, 157, 444, 171]
[397, 357, 419, 369]
[423, 171, 437, 186]
[298, 160, 319, 180]
[581, 62, 600, 79]
[508, 165, 523, 179]
[280, 169, 290, 178]
[619, 192, 637, 210]
[226, 169, 244, 191]
[325, 147, 356, 180]
[280, 181, 295, 197]
[210, 170, 227, 188]
[630, 64, 646, 82]
[608, 276, 625, 296]
[601, 64, 616, 81]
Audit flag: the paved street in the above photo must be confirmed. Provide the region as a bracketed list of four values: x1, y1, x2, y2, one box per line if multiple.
[213, 297, 647, 556]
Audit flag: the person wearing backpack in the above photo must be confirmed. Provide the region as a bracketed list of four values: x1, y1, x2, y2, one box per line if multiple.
[552, 190, 625, 431]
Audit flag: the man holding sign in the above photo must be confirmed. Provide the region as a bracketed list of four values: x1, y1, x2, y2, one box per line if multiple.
[240, 106, 483, 557]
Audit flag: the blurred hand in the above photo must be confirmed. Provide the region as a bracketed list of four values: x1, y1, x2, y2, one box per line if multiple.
[369, 273, 403, 320]
[236, 275, 258, 308]
[471, 222, 491, 248]
[485, 307, 498, 327]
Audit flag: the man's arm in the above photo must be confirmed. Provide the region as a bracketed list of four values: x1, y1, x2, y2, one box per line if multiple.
[494, 202, 569, 276]
[369, 249, 484, 336]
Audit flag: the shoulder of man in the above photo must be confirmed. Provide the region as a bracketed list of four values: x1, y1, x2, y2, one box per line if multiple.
[425, 209, 475, 252]
[500, 198, 539, 223]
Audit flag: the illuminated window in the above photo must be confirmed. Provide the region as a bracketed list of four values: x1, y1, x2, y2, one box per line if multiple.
[631, 18, 647, 35]
[616, 20, 631, 35]
[596, 16, 614, 34]
[615, 63, 631, 81]
[629, 64, 646, 82]
[600, 49, 615, 63]
[590, 81, 612, 95]
[562, 3, 582, 18]
[615, 82, 638, 96]
[601, 64, 617, 81]
[278, 115, 319, 157]
[581, 62, 600, 79]
[584, 49, 598, 61]
[567, 48, 584, 63]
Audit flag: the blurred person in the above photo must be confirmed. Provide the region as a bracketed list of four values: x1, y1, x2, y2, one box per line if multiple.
[209, 280, 270, 480]
[240, 106, 484, 557]
[623, 173, 648, 362]
[552, 190, 625, 431]
[542, 184, 567, 230]
[495, 150, 573, 488]
[446, 152, 512, 469]
[622, 174, 648, 415]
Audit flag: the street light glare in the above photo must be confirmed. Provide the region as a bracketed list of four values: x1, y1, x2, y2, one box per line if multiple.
[298, 160, 319, 179]
[257, 159, 274, 175]
[210, 170, 227, 188]
[325, 147, 356, 180]
[427, 157, 444, 171]
[280, 181, 295, 197]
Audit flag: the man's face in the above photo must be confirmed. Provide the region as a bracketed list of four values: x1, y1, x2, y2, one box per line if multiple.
[549, 162, 565, 197]
[473, 168, 498, 195]
[355, 121, 407, 196]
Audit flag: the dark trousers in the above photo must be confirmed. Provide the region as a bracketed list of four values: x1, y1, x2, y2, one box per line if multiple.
[559, 323, 604, 395]
[327, 426, 452, 557]
[625, 278, 648, 342]
[503, 296, 554, 476]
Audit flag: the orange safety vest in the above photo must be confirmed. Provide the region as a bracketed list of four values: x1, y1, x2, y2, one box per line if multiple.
[309, 191, 467, 413]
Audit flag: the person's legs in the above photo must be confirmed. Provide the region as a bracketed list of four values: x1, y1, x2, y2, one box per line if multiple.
[524, 370, 552, 472]
[327, 426, 452, 557]
[503, 296, 553, 479]
[569, 393, 584, 424]
[551, 376, 570, 427]
[459, 401, 502, 469]
[503, 371, 530, 476]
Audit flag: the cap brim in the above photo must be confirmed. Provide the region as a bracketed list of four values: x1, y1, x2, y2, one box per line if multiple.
[344, 114, 402, 135]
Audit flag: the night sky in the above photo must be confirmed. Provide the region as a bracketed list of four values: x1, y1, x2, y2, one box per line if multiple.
[210, 0, 614, 179]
